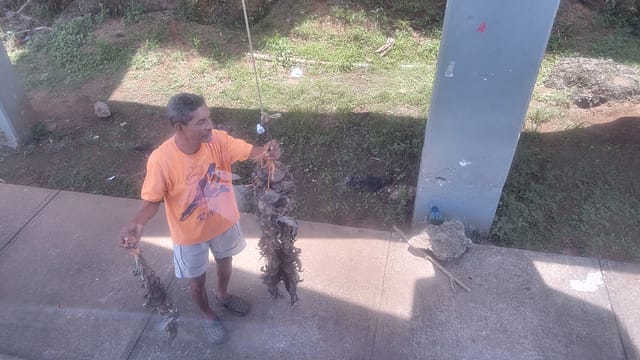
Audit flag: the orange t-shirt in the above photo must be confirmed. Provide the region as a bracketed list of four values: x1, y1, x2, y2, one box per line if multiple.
[141, 130, 253, 245]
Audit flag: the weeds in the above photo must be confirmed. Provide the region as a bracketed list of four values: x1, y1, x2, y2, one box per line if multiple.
[130, 39, 161, 70]
[37, 15, 96, 71]
[600, 0, 640, 35]
[588, 30, 640, 65]
[12, 13, 133, 87]
[492, 133, 640, 261]
[31, 122, 55, 142]
[525, 107, 555, 132]
[122, 1, 147, 26]
[263, 32, 294, 68]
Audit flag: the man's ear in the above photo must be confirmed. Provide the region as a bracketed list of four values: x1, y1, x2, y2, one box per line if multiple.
[174, 122, 184, 131]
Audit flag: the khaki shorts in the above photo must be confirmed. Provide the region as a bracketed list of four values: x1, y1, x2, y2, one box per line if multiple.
[172, 223, 246, 279]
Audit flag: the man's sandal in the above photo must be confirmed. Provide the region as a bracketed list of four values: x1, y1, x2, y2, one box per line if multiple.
[203, 318, 227, 344]
[218, 294, 250, 316]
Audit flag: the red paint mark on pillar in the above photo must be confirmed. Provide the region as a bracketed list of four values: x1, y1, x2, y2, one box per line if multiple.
[477, 22, 487, 33]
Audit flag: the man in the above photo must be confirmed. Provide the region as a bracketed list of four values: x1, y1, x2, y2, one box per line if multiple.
[119, 93, 281, 344]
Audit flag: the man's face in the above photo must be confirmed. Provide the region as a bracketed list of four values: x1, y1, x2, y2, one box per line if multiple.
[182, 105, 213, 143]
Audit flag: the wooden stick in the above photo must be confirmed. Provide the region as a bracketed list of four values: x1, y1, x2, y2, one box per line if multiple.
[393, 226, 471, 292]
[375, 37, 395, 57]
[16, 0, 31, 14]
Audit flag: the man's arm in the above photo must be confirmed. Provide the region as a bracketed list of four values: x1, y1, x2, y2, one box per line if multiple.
[119, 200, 161, 248]
[249, 139, 282, 161]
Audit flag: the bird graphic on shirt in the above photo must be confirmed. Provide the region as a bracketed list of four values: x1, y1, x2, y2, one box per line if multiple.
[179, 163, 230, 222]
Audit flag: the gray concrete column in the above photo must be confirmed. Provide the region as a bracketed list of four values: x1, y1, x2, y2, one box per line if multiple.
[412, 0, 560, 235]
[0, 42, 30, 149]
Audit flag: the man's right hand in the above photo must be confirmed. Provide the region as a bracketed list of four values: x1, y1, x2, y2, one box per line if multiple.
[119, 223, 143, 249]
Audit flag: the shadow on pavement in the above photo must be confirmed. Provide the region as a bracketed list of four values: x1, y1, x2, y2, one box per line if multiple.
[0, 187, 638, 359]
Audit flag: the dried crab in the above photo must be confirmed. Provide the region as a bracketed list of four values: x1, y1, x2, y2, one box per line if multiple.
[253, 160, 303, 305]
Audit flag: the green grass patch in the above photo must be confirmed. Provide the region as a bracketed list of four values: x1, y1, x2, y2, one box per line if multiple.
[588, 30, 640, 66]
[10, 14, 134, 88]
[492, 134, 640, 261]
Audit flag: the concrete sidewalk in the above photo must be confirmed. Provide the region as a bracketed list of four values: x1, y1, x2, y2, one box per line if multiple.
[0, 183, 638, 360]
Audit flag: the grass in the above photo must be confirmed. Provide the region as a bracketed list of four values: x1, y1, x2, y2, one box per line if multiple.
[492, 134, 640, 260]
[588, 30, 640, 66]
[1, 1, 640, 261]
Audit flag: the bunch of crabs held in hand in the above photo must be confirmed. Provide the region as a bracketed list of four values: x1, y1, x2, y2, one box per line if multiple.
[252, 156, 303, 305]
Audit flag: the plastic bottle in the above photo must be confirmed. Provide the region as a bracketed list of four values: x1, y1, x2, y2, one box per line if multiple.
[428, 205, 444, 225]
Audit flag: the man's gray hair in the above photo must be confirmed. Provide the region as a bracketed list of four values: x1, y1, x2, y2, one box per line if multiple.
[166, 93, 205, 125]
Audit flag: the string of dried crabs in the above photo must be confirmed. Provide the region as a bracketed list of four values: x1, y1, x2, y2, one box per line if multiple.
[128, 247, 178, 343]
[252, 155, 303, 305]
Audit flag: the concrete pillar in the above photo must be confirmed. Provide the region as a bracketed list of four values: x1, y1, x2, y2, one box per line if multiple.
[0, 42, 30, 149]
[412, 0, 560, 235]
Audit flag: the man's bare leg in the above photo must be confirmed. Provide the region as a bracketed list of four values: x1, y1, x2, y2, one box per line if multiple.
[187, 272, 217, 321]
[215, 256, 233, 302]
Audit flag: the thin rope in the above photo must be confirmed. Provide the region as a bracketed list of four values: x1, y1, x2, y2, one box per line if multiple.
[241, 0, 283, 146]
[240, 0, 265, 121]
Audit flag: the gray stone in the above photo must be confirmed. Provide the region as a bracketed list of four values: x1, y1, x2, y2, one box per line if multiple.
[94, 101, 111, 118]
[408, 220, 472, 261]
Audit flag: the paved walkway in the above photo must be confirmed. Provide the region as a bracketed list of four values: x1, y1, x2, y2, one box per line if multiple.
[0, 183, 638, 359]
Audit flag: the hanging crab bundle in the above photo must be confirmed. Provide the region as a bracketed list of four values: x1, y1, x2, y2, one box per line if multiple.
[253, 160, 303, 305]
[128, 248, 178, 343]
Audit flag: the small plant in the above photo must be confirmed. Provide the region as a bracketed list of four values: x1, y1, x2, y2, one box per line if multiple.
[130, 39, 161, 70]
[189, 33, 202, 50]
[31, 122, 50, 142]
[547, 22, 574, 53]
[42, 15, 96, 70]
[525, 107, 554, 132]
[264, 33, 294, 68]
[123, 0, 147, 25]
[96, 40, 130, 66]
[30, 121, 62, 143]
[330, 7, 368, 25]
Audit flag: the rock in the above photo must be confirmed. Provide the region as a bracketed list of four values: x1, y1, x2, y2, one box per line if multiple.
[94, 101, 111, 118]
[408, 220, 472, 261]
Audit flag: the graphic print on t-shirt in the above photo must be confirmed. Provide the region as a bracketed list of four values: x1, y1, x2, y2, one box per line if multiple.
[179, 162, 230, 222]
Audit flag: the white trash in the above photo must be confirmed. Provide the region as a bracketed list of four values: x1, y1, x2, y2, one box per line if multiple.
[290, 67, 303, 78]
